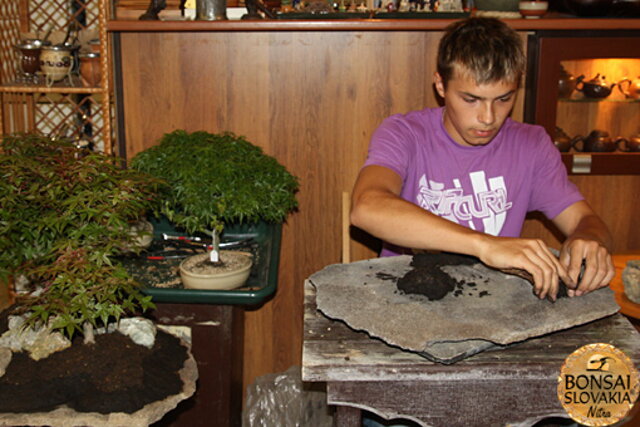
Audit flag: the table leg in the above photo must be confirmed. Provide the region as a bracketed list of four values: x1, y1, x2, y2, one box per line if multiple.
[335, 405, 362, 427]
[149, 303, 244, 427]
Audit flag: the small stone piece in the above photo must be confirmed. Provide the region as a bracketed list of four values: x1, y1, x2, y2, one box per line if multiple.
[0, 347, 12, 376]
[117, 317, 157, 349]
[0, 315, 72, 360]
[623, 260, 640, 304]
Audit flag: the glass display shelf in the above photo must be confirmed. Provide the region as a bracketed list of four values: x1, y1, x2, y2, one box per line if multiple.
[558, 98, 640, 103]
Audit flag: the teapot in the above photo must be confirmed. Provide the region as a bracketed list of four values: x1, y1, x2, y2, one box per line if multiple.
[575, 74, 616, 99]
[572, 129, 625, 153]
[553, 127, 575, 152]
[558, 66, 582, 99]
[618, 77, 640, 100]
[620, 132, 640, 152]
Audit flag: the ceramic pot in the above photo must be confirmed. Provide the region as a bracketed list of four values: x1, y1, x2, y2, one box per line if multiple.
[618, 77, 640, 100]
[620, 134, 640, 152]
[79, 51, 101, 86]
[572, 130, 625, 152]
[519, 0, 549, 17]
[575, 74, 616, 99]
[558, 66, 581, 98]
[40, 45, 74, 84]
[180, 251, 252, 290]
[553, 127, 575, 152]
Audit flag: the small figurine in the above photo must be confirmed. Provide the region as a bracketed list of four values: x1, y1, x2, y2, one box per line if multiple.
[139, 0, 167, 20]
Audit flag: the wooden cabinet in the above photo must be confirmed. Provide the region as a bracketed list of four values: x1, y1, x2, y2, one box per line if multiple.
[525, 31, 640, 175]
[0, 0, 113, 153]
[108, 19, 640, 404]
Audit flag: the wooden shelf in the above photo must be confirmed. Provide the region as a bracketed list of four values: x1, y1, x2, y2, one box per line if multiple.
[561, 152, 640, 175]
[107, 15, 640, 32]
[0, 0, 113, 154]
[1, 79, 106, 94]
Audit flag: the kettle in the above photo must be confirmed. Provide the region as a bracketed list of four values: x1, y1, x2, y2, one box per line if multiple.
[558, 66, 582, 99]
[618, 77, 640, 100]
[575, 74, 616, 99]
[620, 132, 640, 152]
[572, 129, 625, 153]
[553, 127, 576, 152]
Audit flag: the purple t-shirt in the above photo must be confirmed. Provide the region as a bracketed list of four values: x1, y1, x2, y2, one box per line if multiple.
[363, 107, 583, 256]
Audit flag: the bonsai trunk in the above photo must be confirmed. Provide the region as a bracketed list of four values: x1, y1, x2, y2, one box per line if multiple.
[83, 321, 95, 345]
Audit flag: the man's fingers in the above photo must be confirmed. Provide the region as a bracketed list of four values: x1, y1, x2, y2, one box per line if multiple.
[521, 248, 559, 301]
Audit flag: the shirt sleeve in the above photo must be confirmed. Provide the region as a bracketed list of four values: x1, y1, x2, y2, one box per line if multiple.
[528, 130, 584, 220]
[362, 114, 415, 182]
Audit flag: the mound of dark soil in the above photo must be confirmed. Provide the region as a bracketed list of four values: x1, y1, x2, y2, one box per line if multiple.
[0, 322, 188, 415]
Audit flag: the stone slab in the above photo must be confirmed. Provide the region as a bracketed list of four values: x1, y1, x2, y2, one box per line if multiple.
[309, 255, 619, 363]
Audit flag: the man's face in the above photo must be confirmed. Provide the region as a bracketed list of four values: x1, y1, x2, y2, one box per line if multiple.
[434, 67, 518, 147]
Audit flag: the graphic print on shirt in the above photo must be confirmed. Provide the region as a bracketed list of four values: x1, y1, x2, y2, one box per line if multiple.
[416, 171, 513, 236]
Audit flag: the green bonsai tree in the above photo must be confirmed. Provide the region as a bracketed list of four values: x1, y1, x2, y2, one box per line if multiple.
[130, 130, 298, 261]
[0, 134, 162, 341]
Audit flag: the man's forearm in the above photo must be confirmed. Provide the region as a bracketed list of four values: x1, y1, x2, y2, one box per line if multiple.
[350, 189, 487, 256]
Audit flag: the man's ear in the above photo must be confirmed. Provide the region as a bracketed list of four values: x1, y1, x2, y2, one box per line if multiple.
[434, 72, 445, 98]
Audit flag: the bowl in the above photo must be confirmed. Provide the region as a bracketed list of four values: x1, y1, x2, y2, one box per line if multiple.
[179, 251, 253, 290]
[519, 0, 549, 16]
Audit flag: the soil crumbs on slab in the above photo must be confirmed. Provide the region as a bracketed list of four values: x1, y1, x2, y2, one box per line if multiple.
[396, 252, 569, 301]
[0, 326, 188, 415]
[397, 252, 480, 301]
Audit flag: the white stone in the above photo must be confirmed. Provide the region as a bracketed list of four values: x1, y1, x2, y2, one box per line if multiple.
[0, 315, 72, 360]
[0, 347, 12, 376]
[117, 317, 157, 349]
[623, 260, 640, 304]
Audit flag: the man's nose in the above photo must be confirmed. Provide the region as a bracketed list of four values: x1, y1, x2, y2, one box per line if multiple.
[478, 102, 495, 126]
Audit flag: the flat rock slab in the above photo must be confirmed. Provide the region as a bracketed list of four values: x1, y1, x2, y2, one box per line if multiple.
[309, 255, 619, 364]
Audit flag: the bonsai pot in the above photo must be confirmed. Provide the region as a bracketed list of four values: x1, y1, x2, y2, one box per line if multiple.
[179, 251, 253, 290]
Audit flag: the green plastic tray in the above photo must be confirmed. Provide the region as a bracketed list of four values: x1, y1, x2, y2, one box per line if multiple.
[136, 218, 281, 306]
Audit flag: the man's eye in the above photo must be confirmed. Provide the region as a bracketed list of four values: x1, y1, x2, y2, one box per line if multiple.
[463, 97, 476, 103]
[498, 96, 513, 103]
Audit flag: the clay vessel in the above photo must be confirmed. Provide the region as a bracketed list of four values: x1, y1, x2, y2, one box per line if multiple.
[40, 44, 74, 84]
[618, 77, 640, 100]
[79, 51, 101, 86]
[558, 66, 582, 98]
[620, 133, 640, 152]
[553, 127, 575, 152]
[572, 129, 625, 152]
[575, 74, 616, 99]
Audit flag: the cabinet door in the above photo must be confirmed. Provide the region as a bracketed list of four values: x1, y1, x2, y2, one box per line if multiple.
[526, 31, 640, 175]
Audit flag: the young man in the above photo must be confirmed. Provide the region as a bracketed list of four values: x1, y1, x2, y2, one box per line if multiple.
[350, 17, 614, 301]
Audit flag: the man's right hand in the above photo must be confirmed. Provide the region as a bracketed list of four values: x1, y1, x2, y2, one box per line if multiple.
[474, 235, 575, 301]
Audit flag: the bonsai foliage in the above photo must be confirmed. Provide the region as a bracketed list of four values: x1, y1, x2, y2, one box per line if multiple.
[130, 130, 299, 235]
[0, 134, 161, 338]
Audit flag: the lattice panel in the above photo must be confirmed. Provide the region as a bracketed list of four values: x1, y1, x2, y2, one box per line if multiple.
[28, 0, 100, 35]
[1, 92, 111, 152]
[0, 0, 22, 85]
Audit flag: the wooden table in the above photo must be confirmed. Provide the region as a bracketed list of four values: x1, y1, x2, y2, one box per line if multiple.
[302, 276, 640, 427]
